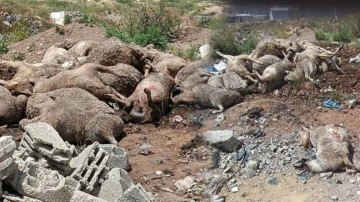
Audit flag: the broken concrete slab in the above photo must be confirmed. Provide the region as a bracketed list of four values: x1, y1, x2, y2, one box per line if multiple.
[107, 168, 134, 191]
[2, 192, 43, 202]
[202, 130, 242, 152]
[70, 190, 108, 202]
[5, 161, 75, 202]
[70, 142, 110, 193]
[22, 122, 75, 164]
[98, 178, 123, 201]
[100, 144, 130, 170]
[116, 184, 153, 202]
[0, 136, 17, 180]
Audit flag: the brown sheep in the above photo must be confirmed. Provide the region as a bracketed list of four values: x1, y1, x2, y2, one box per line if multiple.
[299, 125, 354, 173]
[32, 63, 129, 102]
[254, 61, 295, 93]
[175, 59, 215, 85]
[20, 88, 124, 145]
[125, 72, 175, 123]
[172, 84, 242, 113]
[0, 86, 27, 126]
[216, 51, 262, 84]
[252, 55, 282, 74]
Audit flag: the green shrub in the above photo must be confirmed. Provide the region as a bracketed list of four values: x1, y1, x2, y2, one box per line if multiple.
[64, 13, 72, 25]
[333, 30, 352, 42]
[105, 1, 181, 50]
[315, 30, 330, 41]
[8, 20, 29, 43]
[173, 44, 201, 61]
[210, 25, 258, 57]
[0, 38, 8, 54]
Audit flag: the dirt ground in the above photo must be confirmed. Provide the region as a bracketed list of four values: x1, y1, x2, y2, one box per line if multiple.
[2, 23, 360, 202]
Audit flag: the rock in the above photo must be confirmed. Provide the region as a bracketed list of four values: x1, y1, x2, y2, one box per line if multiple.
[349, 179, 356, 184]
[174, 176, 196, 191]
[99, 144, 130, 171]
[70, 190, 108, 202]
[107, 168, 134, 191]
[246, 160, 259, 171]
[231, 186, 239, 193]
[199, 44, 212, 60]
[50, 11, 67, 26]
[138, 144, 153, 155]
[202, 130, 242, 152]
[319, 172, 333, 179]
[357, 191, 360, 196]
[331, 195, 338, 200]
[116, 184, 153, 202]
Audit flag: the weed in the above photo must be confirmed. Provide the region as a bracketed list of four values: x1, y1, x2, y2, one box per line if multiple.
[106, 1, 181, 50]
[55, 26, 65, 35]
[0, 37, 9, 54]
[77, 14, 98, 25]
[172, 44, 201, 61]
[290, 77, 306, 91]
[64, 13, 72, 25]
[12, 52, 25, 61]
[7, 20, 29, 43]
[331, 90, 345, 102]
[210, 24, 258, 57]
[333, 30, 352, 43]
[315, 30, 330, 41]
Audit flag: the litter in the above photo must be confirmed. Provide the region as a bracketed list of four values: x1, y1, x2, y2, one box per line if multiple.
[322, 99, 343, 110]
[203, 60, 228, 75]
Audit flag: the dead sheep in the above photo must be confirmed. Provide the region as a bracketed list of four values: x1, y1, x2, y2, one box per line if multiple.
[207, 72, 248, 94]
[0, 86, 27, 126]
[146, 49, 186, 78]
[20, 88, 124, 145]
[252, 55, 282, 74]
[250, 39, 302, 59]
[0, 60, 62, 93]
[32, 63, 129, 102]
[99, 63, 143, 97]
[41, 45, 73, 67]
[124, 72, 175, 123]
[172, 84, 242, 113]
[216, 51, 263, 84]
[254, 61, 295, 93]
[175, 59, 215, 85]
[298, 125, 354, 173]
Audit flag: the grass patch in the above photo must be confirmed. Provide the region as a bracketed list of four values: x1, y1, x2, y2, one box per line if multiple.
[330, 90, 345, 102]
[7, 20, 29, 43]
[105, 1, 181, 50]
[0, 37, 9, 54]
[333, 30, 353, 43]
[289, 77, 306, 91]
[210, 24, 258, 56]
[172, 44, 201, 61]
[315, 30, 330, 41]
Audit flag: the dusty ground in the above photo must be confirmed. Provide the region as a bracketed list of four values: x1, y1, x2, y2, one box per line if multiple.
[2, 22, 360, 202]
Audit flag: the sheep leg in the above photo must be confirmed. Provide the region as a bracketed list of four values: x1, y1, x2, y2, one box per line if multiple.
[143, 88, 155, 108]
[244, 56, 263, 65]
[245, 75, 259, 84]
[215, 51, 235, 61]
[211, 105, 224, 114]
[11, 90, 33, 96]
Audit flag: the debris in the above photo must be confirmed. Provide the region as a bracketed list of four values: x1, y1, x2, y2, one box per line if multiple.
[50, 11, 68, 26]
[322, 99, 343, 110]
[215, 113, 225, 126]
[172, 115, 184, 123]
[70, 142, 110, 193]
[70, 190, 108, 202]
[246, 128, 265, 138]
[174, 176, 196, 191]
[330, 195, 338, 201]
[268, 177, 280, 185]
[138, 144, 153, 155]
[231, 186, 239, 193]
[117, 184, 153, 202]
[0, 136, 17, 180]
[99, 144, 130, 171]
[98, 178, 124, 201]
[199, 44, 212, 60]
[202, 130, 242, 152]
[319, 172, 333, 179]
[349, 53, 360, 63]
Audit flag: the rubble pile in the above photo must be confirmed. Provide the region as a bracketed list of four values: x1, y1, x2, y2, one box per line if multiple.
[0, 122, 152, 202]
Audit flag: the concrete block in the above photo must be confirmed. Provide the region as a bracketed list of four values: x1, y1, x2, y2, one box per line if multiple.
[107, 168, 134, 191]
[2, 192, 43, 202]
[117, 184, 153, 202]
[5, 161, 75, 202]
[70, 190, 109, 202]
[70, 142, 110, 193]
[98, 178, 123, 201]
[202, 130, 242, 152]
[22, 122, 75, 164]
[0, 136, 17, 180]
[100, 144, 130, 170]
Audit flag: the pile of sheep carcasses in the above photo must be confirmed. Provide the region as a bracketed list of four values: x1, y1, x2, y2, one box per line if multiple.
[0, 37, 343, 146]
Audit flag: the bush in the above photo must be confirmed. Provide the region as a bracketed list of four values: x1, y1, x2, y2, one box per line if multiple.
[8, 20, 29, 43]
[315, 30, 330, 41]
[106, 1, 181, 50]
[0, 37, 8, 54]
[333, 30, 352, 43]
[173, 44, 201, 61]
[210, 25, 258, 56]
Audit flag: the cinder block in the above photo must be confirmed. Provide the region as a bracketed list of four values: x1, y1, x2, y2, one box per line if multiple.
[70, 190, 109, 202]
[100, 144, 130, 170]
[117, 184, 153, 202]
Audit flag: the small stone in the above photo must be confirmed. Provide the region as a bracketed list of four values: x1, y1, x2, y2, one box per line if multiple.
[285, 157, 291, 161]
[319, 172, 333, 179]
[155, 171, 163, 176]
[356, 191, 360, 196]
[282, 146, 289, 150]
[231, 186, 239, 193]
[330, 195, 338, 200]
[349, 179, 356, 184]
